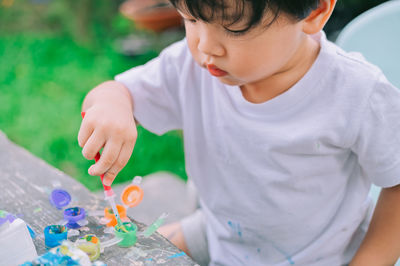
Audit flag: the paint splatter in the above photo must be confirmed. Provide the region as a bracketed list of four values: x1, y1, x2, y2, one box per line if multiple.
[27, 225, 36, 239]
[92, 262, 107, 266]
[316, 141, 321, 150]
[167, 252, 185, 259]
[68, 229, 80, 237]
[269, 243, 295, 265]
[79, 226, 90, 232]
[34, 207, 42, 213]
[103, 227, 114, 234]
[51, 180, 61, 188]
[227, 220, 243, 240]
[144, 258, 154, 266]
[48, 225, 67, 234]
[64, 207, 81, 216]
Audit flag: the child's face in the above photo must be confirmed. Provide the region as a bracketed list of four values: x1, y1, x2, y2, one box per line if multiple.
[179, 7, 313, 90]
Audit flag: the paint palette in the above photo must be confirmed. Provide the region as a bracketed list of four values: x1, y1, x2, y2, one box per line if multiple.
[23, 176, 172, 265]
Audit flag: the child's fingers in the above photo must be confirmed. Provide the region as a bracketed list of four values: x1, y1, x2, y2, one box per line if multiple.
[89, 138, 123, 176]
[77, 119, 94, 148]
[82, 130, 105, 161]
[103, 143, 135, 186]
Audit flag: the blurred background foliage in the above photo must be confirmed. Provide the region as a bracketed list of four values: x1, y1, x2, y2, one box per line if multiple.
[0, 0, 185, 191]
[0, 0, 390, 191]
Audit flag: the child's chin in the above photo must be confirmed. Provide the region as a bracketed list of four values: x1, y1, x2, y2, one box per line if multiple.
[216, 76, 242, 87]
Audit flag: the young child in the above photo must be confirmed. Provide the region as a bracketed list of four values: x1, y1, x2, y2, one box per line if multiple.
[78, 0, 400, 265]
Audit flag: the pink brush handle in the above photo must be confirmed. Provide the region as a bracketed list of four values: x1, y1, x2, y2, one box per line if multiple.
[81, 112, 112, 191]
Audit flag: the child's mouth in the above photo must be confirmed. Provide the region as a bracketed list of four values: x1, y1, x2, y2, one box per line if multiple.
[207, 64, 228, 77]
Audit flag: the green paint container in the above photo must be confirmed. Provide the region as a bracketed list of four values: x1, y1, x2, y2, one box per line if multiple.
[114, 222, 137, 247]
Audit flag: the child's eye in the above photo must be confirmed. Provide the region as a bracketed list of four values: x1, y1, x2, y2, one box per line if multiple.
[223, 27, 248, 37]
[183, 18, 197, 24]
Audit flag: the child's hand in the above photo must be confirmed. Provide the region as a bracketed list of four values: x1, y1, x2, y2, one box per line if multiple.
[78, 81, 136, 186]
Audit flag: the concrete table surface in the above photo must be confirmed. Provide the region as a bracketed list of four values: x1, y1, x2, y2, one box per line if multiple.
[0, 131, 197, 265]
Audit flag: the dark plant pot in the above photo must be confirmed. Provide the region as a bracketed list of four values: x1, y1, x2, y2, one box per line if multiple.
[119, 0, 182, 32]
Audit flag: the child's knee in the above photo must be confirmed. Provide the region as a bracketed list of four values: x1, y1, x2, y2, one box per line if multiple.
[158, 222, 190, 256]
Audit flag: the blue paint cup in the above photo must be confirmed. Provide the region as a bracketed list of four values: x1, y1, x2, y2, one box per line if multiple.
[44, 225, 68, 248]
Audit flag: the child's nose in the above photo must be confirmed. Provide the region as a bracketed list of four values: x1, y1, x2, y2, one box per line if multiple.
[197, 33, 225, 57]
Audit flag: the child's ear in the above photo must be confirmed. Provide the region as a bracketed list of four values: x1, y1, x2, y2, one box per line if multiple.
[302, 0, 336, 34]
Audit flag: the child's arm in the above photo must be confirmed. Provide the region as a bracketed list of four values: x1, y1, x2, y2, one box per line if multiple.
[350, 184, 400, 266]
[78, 80, 137, 186]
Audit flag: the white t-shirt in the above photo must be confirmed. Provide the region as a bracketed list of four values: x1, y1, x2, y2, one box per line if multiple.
[115, 32, 400, 266]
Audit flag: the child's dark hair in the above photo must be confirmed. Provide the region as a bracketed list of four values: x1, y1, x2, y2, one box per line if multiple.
[169, 0, 320, 31]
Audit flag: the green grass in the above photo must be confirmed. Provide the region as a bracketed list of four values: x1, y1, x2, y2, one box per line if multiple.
[0, 6, 186, 191]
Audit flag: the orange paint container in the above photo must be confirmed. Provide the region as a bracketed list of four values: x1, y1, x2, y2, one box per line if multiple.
[121, 184, 144, 208]
[104, 205, 127, 227]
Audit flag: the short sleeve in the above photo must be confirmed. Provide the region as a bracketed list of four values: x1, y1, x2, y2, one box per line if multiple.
[115, 40, 187, 135]
[351, 74, 400, 187]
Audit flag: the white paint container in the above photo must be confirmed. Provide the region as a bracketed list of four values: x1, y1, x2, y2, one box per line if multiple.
[0, 218, 38, 266]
